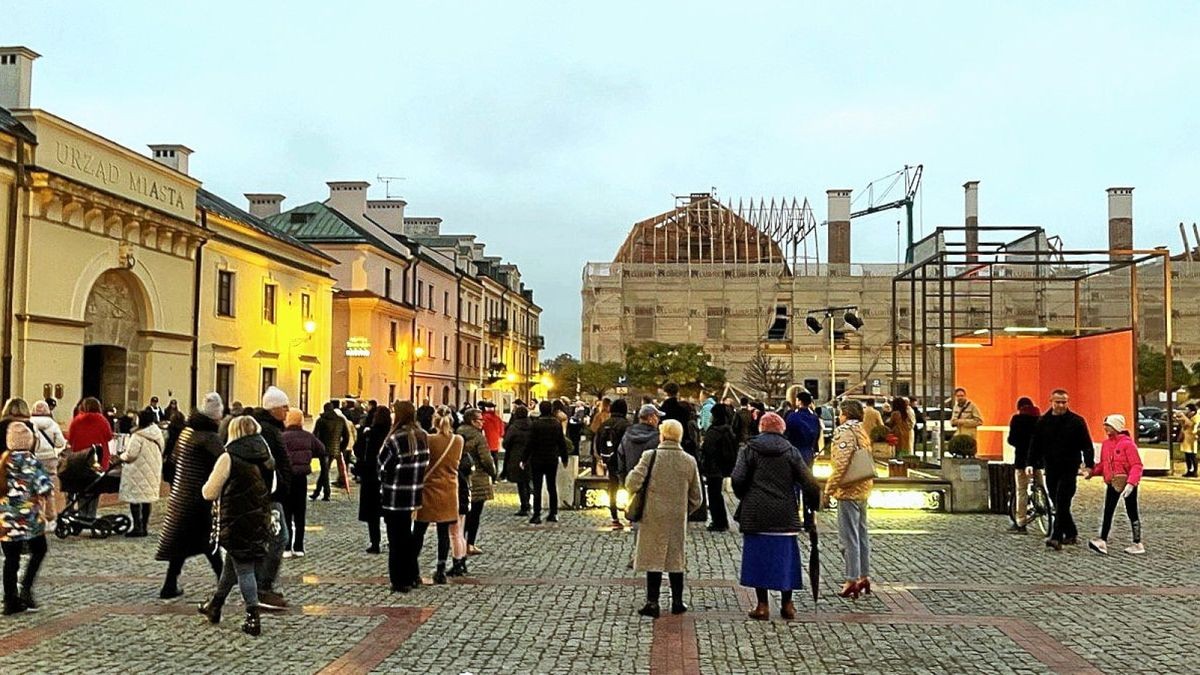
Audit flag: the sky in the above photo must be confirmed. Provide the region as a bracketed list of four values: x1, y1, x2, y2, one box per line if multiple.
[7, 2, 1200, 357]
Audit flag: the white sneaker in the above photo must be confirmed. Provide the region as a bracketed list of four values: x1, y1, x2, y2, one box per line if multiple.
[293, 551, 305, 558]
[1124, 543, 1145, 555]
[1087, 539, 1108, 554]
[283, 550, 293, 559]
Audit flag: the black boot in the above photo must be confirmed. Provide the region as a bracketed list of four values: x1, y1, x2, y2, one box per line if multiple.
[19, 586, 38, 612]
[242, 606, 261, 636]
[198, 595, 224, 624]
[433, 563, 448, 585]
[446, 558, 468, 577]
[126, 507, 142, 538]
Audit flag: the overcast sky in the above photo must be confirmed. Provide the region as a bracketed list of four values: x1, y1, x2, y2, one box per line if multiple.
[8, 2, 1199, 357]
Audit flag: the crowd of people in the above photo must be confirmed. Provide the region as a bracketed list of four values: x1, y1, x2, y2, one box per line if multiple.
[0, 379, 1160, 630]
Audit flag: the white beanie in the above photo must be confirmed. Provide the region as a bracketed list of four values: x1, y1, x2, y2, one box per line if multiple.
[262, 386, 289, 410]
[201, 392, 224, 421]
[1103, 414, 1126, 433]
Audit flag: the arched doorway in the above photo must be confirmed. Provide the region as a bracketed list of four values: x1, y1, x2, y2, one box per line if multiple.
[82, 270, 145, 411]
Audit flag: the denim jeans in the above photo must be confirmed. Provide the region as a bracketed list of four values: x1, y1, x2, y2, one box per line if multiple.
[215, 555, 259, 608]
[837, 499, 871, 580]
[256, 502, 288, 591]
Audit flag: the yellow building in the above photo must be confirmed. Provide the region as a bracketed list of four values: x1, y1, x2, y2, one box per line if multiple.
[0, 46, 336, 413]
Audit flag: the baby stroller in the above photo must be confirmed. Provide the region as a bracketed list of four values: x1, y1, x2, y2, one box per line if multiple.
[55, 444, 132, 539]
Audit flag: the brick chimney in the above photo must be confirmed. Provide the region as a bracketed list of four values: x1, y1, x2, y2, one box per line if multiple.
[366, 199, 407, 235]
[147, 144, 193, 175]
[245, 193, 286, 219]
[0, 46, 39, 109]
[826, 189, 852, 275]
[1107, 187, 1133, 260]
[964, 181, 979, 262]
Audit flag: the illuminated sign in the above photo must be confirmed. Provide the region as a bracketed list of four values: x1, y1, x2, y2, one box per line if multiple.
[345, 337, 371, 357]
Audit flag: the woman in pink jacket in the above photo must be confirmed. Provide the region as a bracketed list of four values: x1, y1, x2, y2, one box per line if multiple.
[1087, 414, 1144, 555]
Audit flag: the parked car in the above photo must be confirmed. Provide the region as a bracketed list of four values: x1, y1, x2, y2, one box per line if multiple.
[1136, 414, 1162, 442]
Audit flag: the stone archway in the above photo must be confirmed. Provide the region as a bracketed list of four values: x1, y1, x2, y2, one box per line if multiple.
[82, 269, 146, 411]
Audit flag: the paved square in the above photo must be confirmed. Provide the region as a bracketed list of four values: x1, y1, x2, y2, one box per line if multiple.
[3, 477, 1197, 673]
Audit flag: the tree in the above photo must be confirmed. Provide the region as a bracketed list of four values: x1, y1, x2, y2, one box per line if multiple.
[576, 361, 625, 399]
[742, 347, 791, 401]
[624, 342, 726, 398]
[541, 354, 580, 398]
[1137, 344, 1189, 405]
[541, 353, 578, 375]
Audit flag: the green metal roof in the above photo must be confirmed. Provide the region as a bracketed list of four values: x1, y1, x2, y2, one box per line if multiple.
[267, 201, 410, 256]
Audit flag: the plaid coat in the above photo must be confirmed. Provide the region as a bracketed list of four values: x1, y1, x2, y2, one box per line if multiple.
[379, 424, 430, 512]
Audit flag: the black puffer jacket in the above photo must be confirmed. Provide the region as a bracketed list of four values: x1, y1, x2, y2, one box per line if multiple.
[502, 411, 532, 482]
[731, 432, 818, 534]
[216, 435, 275, 561]
[312, 409, 347, 458]
[700, 423, 738, 477]
[155, 413, 224, 561]
[525, 414, 568, 465]
[250, 407, 289, 504]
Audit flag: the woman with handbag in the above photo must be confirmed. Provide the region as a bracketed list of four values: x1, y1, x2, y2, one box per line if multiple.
[823, 399, 875, 599]
[413, 406, 463, 584]
[1087, 415, 1145, 555]
[625, 419, 703, 618]
[732, 412, 820, 620]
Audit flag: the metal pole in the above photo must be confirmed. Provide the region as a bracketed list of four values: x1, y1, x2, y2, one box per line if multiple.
[829, 311, 836, 402]
[1164, 252, 1174, 474]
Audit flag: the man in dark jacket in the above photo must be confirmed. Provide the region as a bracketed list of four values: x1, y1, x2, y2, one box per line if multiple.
[523, 401, 568, 524]
[619, 405, 661, 479]
[784, 390, 822, 531]
[417, 399, 436, 433]
[311, 402, 349, 501]
[700, 404, 738, 532]
[249, 386, 291, 610]
[502, 406, 533, 516]
[1006, 397, 1041, 533]
[594, 399, 631, 528]
[1025, 389, 1094, 550]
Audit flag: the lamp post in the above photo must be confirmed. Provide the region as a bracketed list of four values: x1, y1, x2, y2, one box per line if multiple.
[409, 344, 426, 401]
[805, 306, 864, 403]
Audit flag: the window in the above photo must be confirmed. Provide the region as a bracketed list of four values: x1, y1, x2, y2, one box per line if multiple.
[442, 385, 451, 405]
[388, 384, 396, 404]
[263, 284, 277, 324]
[390, 321, 398, 351]
[706, 307, 724, 340]
[261, 367, 277, 394]
[428, 285, 434, 310]
[215, 364, 233, 408]
[301, 292, 311, 319]
[384, 269, 392, 299]
[402, 271, 409, 303]
[444, 291, 450, 316]
[634, 306, 655, 339]
[417, 280, 424, 308]
[217, 271, 235, 317]
[289, 212, 310, 224]
[427, 331, 434, 357]
[299, 369, 311, 415]
[443, 335, 449, 361]
[766, 305, 789, 340]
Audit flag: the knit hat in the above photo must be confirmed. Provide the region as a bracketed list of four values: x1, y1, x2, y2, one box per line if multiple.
[5, 422, 33, 451]
[285, 409, 304, 428]
[200, 392, 224, 421]
[31, 400, 51, 416]
[759, 412, 786, 434]
[262, 386, 289, 410]
[1103, 414, 1126, 433]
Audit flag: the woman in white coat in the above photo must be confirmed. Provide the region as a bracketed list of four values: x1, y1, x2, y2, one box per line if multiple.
[30, 400, 66, 524]
[117, 409, 163, 538]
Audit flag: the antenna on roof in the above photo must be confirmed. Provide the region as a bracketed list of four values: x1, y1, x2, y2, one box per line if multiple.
[376, 175, 407, 199]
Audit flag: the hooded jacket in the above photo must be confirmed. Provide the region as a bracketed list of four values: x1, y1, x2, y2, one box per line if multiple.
[205, 434, 274, 561]
[1090, 432, 1143, 486]
[1006, 404, 1041, 469]
[618, 422, 660, 477]
[250, 407, 290, 504]
[312, 408, 347, 458]
[117, 424, 164, 504]
[731, 432, 818, 533]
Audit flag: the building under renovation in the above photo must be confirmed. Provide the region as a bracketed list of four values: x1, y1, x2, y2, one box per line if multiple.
[581, 176, 1189, 404]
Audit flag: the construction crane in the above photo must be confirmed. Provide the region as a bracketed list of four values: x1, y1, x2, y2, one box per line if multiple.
[849, 164, 923, 262]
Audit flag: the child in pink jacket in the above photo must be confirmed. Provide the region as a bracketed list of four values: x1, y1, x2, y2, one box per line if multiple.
[1087, 414, 1144, 555]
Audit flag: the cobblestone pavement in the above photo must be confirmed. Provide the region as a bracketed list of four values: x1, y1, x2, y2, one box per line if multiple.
[2, 474, 1198, 673]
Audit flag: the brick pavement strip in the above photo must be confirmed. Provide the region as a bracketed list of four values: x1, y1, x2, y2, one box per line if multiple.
[3, 477, 1197, 673]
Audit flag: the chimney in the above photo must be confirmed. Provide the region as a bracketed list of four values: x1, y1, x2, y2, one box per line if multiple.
[826, 189, 852, 275]
[326, 181, 370, 221]
[964, 181, 980, 262]
[365, 199, 408, 235]
[0, 46, 39, 109]
[1107, 187, 1133, 260]
[245, 193, 286, 219]
[148, 144, 193, 175]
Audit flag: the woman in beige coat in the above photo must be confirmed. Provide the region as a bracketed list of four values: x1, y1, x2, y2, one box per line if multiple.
[625, 419, 702, 618]
[413, 407, 463, 584]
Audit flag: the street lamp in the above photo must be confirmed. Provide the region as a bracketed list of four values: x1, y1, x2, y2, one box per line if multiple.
[409, 344, 426, 401]
[806, 306, 863, 402]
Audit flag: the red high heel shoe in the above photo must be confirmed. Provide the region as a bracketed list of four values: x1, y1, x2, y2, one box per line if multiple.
[837, 581, 861, 599]
[858, 578, 872, 595]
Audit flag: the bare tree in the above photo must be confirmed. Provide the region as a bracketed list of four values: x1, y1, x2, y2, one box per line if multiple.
[742, 347, 791, 401]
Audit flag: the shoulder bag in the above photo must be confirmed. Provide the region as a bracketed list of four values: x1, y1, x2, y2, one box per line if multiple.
[624, 450, 657, 522]
[838, 434, 875, 486]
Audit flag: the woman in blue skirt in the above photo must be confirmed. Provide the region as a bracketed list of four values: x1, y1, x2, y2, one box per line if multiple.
[732, 412, 820, 620]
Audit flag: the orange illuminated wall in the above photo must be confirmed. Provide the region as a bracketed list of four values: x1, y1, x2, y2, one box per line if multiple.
[953, 330, 1134, 458]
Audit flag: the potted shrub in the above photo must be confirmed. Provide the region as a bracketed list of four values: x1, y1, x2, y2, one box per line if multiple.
[868, 425, 893, 459]
[942, 434, 988, 512]
[946, 434, 978, 458]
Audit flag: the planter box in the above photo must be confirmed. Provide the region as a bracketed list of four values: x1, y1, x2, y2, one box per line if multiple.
[887, 460, 908, 478]
[941, 457, 990, 512]
[871, 442, 894, 460]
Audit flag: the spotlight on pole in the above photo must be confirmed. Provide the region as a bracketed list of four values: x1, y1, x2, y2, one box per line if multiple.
[843, 311, 864, 332]
[806, 315, 824, 334]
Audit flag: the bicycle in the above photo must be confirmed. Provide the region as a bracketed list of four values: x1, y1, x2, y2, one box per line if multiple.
[1023, 471, 1054, 535]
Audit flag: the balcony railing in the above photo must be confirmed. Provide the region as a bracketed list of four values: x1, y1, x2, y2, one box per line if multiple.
[531, 335, 545, 349]
[487, 318, 508, 335]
